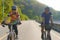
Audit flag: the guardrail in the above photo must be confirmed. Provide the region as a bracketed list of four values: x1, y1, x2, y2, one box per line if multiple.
[36, 20, 60, 33]
[52, 24, 60, 33]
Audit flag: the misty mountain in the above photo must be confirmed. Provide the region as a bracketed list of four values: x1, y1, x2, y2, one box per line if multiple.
[14, 0, 60, 21]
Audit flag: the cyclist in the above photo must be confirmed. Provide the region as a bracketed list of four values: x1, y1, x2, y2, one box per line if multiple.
[41, 7, 53, 40]
[2, 5, 21, 39]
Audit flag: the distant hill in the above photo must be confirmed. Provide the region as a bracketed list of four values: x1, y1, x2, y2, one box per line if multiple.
[13, 0, 60, 21]
[0, 0, 60, 23]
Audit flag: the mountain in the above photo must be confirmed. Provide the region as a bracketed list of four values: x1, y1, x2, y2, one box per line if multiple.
[0, 0, 60, 23]
[13, 0, 60, 21]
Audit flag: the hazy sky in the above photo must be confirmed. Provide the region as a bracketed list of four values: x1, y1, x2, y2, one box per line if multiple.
[36, 0, 60, 11]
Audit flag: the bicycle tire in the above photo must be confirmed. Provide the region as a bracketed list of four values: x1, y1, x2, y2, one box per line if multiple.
[42, 31, 47, 40]
[7, 35, 12, 40]
[7, 33, 15, 40]
[11, 33, 15, 40]
[47, 35, 51, 40]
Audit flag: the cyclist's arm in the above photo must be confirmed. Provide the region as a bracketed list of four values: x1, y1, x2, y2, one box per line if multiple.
[50, 15, 53, 25]
[41, 13, 45, 25]
[17, 13, 21, 24]
[41, 17, 45, 24]
[41, 15, 45, 27]
[16, 12, 20, 19]
[18, 13, 21, 22]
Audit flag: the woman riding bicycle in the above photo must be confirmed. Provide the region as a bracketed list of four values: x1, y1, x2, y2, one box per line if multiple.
[1, 5, 21, 39]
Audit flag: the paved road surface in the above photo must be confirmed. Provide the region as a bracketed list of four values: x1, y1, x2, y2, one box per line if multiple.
[0, 20, 60, 40]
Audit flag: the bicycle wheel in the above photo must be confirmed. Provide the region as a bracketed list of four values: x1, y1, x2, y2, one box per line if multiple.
[7, 35, 12, 40]
[47, 35, 51, 40]
[11, 33, 15, 40]
[7, 33, 15, 40]
[42, 31, 47, 40]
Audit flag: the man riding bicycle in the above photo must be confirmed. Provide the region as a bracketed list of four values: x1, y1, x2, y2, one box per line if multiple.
[41, 7, 53, 40]
[1, 5, 21, 39]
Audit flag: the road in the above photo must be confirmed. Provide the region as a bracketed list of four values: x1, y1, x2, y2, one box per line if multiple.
[0, 20, 60, 40]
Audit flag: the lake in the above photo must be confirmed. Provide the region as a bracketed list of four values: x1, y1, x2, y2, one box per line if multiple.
[53, 21, 60, 24]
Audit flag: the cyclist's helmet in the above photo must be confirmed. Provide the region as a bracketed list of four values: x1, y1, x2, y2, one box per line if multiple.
[45, 7, 50, 11]
[12, 6, 16, 10]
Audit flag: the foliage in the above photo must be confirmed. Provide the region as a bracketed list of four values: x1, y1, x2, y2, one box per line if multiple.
[0, 0, 60, 23]
[0, 0, 29, 23]
[14, 0, 60, 21]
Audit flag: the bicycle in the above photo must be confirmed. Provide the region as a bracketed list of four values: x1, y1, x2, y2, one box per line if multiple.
[41, 25, 52, 40]
[7, 24, 16, 40]
[1, 20, 18, 40]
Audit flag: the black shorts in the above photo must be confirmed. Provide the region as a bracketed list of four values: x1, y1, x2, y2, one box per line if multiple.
[45, 24, 52, 31]
[41, 24, 52, 31]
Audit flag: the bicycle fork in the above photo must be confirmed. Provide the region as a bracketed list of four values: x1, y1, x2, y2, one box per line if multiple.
[10, 26, 15, 40]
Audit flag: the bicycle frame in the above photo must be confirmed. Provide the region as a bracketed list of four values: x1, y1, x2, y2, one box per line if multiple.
[42, 29, 46, 40]
[7, 25, 15, 40]
[43, 29, 51, 40]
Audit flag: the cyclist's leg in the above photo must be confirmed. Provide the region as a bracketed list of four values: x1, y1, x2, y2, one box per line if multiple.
[47, 29, 51, 40]
[41, 25, 45, 39]
[46, 25, 51, 40]
[13, 24, 18, 35]
[13, 24, 18, 38]
[8, 24, 11, 31]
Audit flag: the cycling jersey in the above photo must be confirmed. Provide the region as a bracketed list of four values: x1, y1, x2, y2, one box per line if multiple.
[9, 11, 19, 21]
[41, 12, 52, 24]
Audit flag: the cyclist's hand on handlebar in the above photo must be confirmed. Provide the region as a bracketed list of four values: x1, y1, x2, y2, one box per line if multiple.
[1, 24, 5, 27]
[1, 23, 5, 27]
[1, 21, 5, 27]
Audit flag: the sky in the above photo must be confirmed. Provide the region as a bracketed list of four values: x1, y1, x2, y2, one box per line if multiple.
[36, 0, 60, 11]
